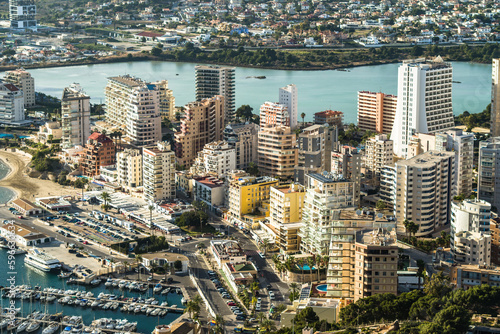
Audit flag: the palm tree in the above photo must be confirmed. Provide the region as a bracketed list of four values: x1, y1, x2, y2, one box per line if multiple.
[403, 219, 410, 240]
[256, 312, 266, 326]
[184, 300, 200, 319]
[289, 282, 299, 302]
[260, 319, 277, 331]
[301, 112, 306, 127]
[260, 238, 270, 255]
[213, 315, 226, 334]
[101, 192, 111, 212]
[148, 205, 154, 235]
[297, 259, 305, 283]
[135, 254, 143, 280]
[163, 263, 169, 280]
[307, 257, 315, 282]
[123, 261, 129, 275]
[150, 262, 158, 278]
[416, 259, 426, 290]
[315, 256, 322, 282]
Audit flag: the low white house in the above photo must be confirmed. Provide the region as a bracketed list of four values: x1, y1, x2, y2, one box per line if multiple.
[141, 252, 189, 273]
[0, 223, 52, 247]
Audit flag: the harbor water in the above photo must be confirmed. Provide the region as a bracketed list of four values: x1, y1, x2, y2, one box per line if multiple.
[9, 61, 492, 123]
[0, 159, 15, 204]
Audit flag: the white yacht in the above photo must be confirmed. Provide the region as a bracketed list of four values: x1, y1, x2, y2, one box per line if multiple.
[24, 249, 61, 272]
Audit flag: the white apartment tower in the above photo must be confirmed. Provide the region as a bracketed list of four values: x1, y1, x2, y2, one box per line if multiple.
[491, 59, 500, 137]
[61, 83, 91, 148]
[143, 142, 176, 203]
[195, 65, 235, 125]
[259, 101, 289, 128]
[363, 134, 394, 185]
[391, 57, 454, 158]
[9, 0, 36, 30]
[0, 82, 24, 124]
[117, 148, 143, 192]
[105, 75, 162, 146]
[279, 84, 298, 129]
[3, 69, 35, 107]
[193, 141, 236, 178]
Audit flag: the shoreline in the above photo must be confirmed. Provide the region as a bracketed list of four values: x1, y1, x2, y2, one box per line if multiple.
[0, 153, 22, 204]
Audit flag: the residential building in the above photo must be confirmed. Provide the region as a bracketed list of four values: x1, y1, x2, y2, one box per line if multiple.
[392, 57, 454, 158]
[407, 133, 437, 159]
[279, 84, 298, 129]
[192, 141, 236, 178]
[143, 142, 176, 203]
[491, 59, 500, 137]
[436, 129, 474, 197]
[353, 228, 398, 301]
[9, 0, 36, 30]
[259, 101, 289, 128]
[295, 124, 338, 185]
[269, 184, 305, 254]
[61, 83, 91, 148]
[11, 198, 41, 216]
[450, 264, 500, 289]
[223, 122, 259, 170]
[0, 82, 24, 124]
[116, 148, 142, 192]
[314, 110, 343, 128]
[210, 240, 246, 268]
[453, 231, 491, 265]
[82, 132, 116, 177]
[451, 199, 491, 264]
[363, 134, 393, 185]
[491, 218, 500, 265]
[152, 80, 175, 121]
[37, 122, 62, 143]
[331, 146, 361, 206]
[357, 91, 397, 135]
[195, 65, 235, 124]
[478, 137, 500, 211]
[258, 126, 298, 180]
[105, 75, 162, 146]
[381, 151, 455, 236]
[174, 96, 225, 167]
[227, 175, 278, 225]
[3, 69, 35, 107]
[175, 170, 196, 198]
[141, 253, 189, 273]
[194, 176, 225, 213]
[299, 173, 356, 256]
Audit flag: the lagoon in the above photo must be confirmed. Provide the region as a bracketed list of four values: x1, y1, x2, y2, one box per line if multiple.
[7, 60, 493, 123]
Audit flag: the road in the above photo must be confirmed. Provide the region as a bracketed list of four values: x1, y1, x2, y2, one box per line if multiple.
[397, 241, 437, 276]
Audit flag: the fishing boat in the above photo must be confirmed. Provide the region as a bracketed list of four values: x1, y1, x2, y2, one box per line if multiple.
[159, 309, 167, 317]
[90, 279, 101, 286]
[58, 272, 72, 279]
[62, 326, 72, 334]
[153, 284, 162, 293]
[161, 287, 169, 295]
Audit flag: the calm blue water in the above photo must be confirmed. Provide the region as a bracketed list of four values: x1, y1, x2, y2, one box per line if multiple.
[11, 61, 492, 123]
[0, 250, 184, 333]
[0, 159, 15, 204]
[316, 284, 327, 292]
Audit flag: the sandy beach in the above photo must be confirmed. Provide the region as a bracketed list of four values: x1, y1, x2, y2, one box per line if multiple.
[0, 149, 82, 201]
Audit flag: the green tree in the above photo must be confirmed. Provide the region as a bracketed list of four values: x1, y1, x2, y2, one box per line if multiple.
[135, 254, 143, 280]
[301, 112, 306, 127]
[174, 260, 183, 271]
[235, 104, 254, 121]
[101, 192, 111, 211]
[289, 282, 299, 302]
[151, 47, 163, 56]
[376, 200, 386, 210]
[247, 162, 259, 176]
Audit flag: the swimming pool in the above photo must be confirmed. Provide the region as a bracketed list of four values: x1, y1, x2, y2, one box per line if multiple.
[296, 264, 316, 271]
[0, 133, 28, 139]
[316, 284, 327, 292]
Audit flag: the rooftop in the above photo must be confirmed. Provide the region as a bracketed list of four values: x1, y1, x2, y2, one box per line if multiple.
[356, 228, 398, 246]
[140, 252, 189, 262]
[195, 176, 224, 188]
[12, 198, 38, 211]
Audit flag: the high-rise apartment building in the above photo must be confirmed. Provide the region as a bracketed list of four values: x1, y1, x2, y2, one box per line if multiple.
[295, 124, 338, 185]
[331, 146, 361, 206]
[227, 175, 278, 225]
[478, 137, 500, 211]
[363, 134, 393, 185]
[152, 80, 175, 121]
[491, 59, 500, 137]
[3, 69, 35, 107]
[105, 75, 162, 146]
[451, 199, 491, 265]
[269, 184, 305, 254]
[0, 82, 24, 125]
[195, 65, 235, 124]
[259, 102, 289, 128]
[143, 142, 176, 203]
[381, 151, 455, 236]
[174, 96, 225, 167]
[258, 126, 298, 180]
[192, 141, 236, 178]
[279, 84, 298, 129]
[61, 83, 90, 149]
[117, 148, 143, 192]
[357, 91, 397, 135]
[299, 173, 356, 255]
[82, 133, 116, 177]
[491, 218, 500, 265]
[314, 110, 343, 128]
[9, 0, 36, 30]
[436, 129, 474, 197]
[223, 123, 259, 170]
[392, 57, 454, 158]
